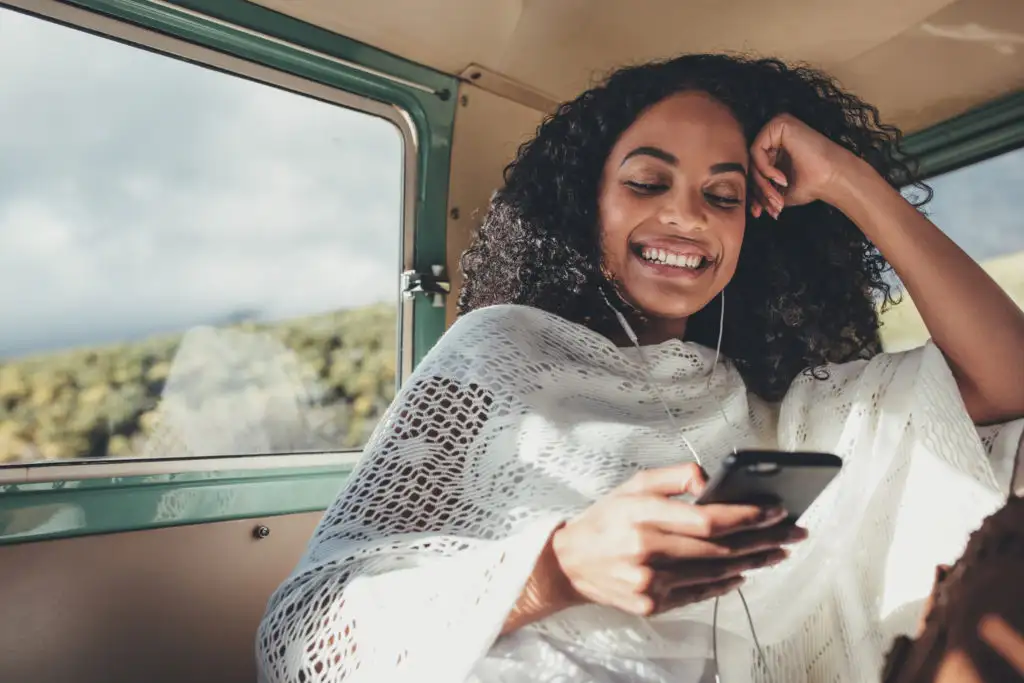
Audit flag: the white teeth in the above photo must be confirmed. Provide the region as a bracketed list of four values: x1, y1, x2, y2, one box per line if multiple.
[639, 247, 707, 270]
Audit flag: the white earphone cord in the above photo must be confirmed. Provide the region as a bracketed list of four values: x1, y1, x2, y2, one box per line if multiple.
[605, 290, 772, 683]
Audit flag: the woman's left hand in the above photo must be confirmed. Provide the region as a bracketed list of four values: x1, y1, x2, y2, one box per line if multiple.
[748, 113, 858, 219]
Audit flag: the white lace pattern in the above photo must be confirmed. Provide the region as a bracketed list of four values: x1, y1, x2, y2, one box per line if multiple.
[256, 304, 1020, 683]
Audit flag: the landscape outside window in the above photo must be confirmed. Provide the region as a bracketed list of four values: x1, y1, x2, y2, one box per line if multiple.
[880, 146, 1024, 351]
[0, 8, 404, 464]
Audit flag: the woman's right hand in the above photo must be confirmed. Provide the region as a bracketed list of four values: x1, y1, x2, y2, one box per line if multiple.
[550, 463, 807, 616]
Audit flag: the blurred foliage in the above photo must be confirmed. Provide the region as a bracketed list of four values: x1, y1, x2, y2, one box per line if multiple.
[0, 304, 396, 463]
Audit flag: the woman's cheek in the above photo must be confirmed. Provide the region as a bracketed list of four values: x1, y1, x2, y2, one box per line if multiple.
[597, 210, 634, 265]
[718, 221, 745, 283]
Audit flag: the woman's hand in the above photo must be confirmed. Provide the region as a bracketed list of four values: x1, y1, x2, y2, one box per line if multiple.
[550, 463, 806, 616]
[747, 113, 858, 219]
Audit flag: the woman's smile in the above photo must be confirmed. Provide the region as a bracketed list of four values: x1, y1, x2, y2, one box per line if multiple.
[628, 238, 717, 280]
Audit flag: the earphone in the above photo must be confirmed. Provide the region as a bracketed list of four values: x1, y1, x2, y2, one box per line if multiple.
[603, 287, 772, 683]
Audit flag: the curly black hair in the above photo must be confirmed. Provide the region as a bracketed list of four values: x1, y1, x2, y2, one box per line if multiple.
[458, 53, 931, 401]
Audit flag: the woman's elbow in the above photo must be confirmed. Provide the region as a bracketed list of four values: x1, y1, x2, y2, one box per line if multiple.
[960, 377, 1024, 426]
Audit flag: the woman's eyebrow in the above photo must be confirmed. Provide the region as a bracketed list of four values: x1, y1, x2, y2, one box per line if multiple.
[710, 162, 747, 176]
[621, 149, 747, 177]
[621, 146, 677, 166]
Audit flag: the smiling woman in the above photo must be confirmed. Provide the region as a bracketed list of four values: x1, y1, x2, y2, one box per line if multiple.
[258, 53, 1023, 683]
[458, 56, 913, 402]
[0, 6, 406, 464]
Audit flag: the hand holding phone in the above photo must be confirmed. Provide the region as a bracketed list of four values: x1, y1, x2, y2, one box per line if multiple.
[548, 463, 809, 620]
[695, 449, 842, 522]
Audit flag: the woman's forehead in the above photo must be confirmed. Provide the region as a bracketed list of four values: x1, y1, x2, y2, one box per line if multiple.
[613, 92, 747, 161]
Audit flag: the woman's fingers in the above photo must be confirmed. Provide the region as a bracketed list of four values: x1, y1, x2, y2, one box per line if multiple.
[749, 124, 789, 217]
[749, 197, 764, 219]
[751, 122, 790, 187]
[659, 576, 746, 612]
[660, 548, 789, 588]
[618, 462, 708, 497]
[631, 496, 789, 539]
[612, 573, 749, 617]
[711, 520, 808, 549]
[643, 548, 792, 614]
[643, 522, 806, 563]
[605, 547, 794, 616]
[752, 169, 785, 218]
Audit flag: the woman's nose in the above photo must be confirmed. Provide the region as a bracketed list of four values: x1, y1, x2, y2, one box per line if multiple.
[657, 189, 706, 231]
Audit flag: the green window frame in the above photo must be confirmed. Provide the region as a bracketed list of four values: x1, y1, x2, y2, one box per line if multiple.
[903, 90, 1024, 180]
[0, 0, 457, 544]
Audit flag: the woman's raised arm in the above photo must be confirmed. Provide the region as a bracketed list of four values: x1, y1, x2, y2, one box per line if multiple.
[749, 114, 1024, 426]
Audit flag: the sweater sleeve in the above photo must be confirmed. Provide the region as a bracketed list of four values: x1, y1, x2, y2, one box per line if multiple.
[255, 371, 565, 683]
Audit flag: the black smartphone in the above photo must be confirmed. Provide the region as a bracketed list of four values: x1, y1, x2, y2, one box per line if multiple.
[694, 449, 842, 522]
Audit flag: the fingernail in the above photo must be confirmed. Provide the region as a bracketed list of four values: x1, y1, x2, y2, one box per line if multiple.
[776, 175, 788, 187]
[787, 526, 809, 541]
[767, 549, 789, 565]
[759, 506, 787, 522]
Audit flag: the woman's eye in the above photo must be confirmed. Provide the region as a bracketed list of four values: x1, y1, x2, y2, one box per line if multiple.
[705, 192, 742, 208]
[624, 180, 668, 195]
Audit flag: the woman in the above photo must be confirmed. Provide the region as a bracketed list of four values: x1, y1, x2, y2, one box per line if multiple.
[256, 54, 1024, 683]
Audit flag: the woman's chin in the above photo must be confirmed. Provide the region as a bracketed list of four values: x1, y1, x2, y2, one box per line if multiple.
[623, 290, 714, 323]
[617, 276, 721, 317]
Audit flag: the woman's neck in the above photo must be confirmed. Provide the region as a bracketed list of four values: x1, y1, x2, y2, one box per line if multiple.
[608, 313, 688, 347]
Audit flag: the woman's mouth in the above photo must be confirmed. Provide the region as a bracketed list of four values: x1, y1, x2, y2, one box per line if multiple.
[630, 243, 714, 275]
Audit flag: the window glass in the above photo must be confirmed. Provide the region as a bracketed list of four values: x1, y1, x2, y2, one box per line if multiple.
[0, 8, 404, 464]
[881, 146, 1024, 351]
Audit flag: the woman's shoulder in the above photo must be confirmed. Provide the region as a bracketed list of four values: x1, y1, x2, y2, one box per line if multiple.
[425, 304, 633, 376]
[422, 304, 577, 365]
[450, 304, 558, 333]
[445, 304, 611, 348]
[780, 343, 938, 407]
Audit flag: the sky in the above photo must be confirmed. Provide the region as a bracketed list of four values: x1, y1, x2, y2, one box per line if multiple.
[0, 7, 1020, 360]
[923, 149, 1024, 261]
[0, 7, 403, 358]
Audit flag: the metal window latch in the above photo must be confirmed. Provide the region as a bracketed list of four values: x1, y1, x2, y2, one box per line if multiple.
[401, 265, 450, 308]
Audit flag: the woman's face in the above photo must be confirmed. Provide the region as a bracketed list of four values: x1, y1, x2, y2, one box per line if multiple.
[598, 91, 748, 328]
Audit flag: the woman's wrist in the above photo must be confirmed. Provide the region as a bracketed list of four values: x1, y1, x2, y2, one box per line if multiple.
[817, 150, 881, 213]
[543, 523, 585, 611]
[500, 523, 584, 636]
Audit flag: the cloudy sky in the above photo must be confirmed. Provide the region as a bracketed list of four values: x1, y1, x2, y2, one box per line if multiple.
[0, 7, 403, 358]
[924, 149, 1024, 261]
[0, 7, 1020, 360]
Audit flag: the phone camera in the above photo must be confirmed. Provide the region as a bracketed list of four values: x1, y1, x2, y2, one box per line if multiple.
[745, 462, 780, 475]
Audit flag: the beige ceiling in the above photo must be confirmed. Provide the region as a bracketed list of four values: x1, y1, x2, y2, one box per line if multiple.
[252, 0, 1023, 132]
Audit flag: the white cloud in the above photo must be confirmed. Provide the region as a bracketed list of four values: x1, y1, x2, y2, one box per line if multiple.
[0, 7, 404, 357]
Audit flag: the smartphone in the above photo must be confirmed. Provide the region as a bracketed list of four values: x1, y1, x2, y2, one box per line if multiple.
[694, 449, 842, 522]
